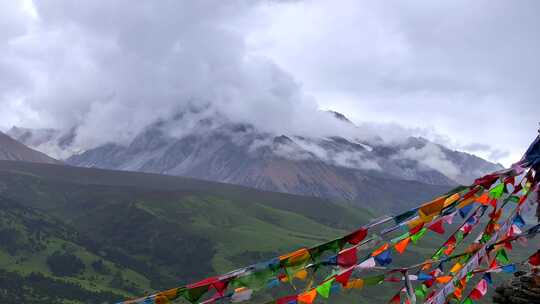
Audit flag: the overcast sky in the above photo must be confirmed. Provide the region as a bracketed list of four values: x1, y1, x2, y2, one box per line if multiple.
[1, 0, 539, 166]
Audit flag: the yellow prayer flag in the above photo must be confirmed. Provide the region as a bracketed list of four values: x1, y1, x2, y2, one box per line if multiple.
[450, 262, 462, 274]
[345, 278, 364, 289]
[294, 269, 309, 280]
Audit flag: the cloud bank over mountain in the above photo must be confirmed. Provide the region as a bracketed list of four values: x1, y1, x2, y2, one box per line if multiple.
[0, 1, 538, 166]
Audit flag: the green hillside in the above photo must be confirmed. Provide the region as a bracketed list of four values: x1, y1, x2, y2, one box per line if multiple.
[0, 161, 376, 303]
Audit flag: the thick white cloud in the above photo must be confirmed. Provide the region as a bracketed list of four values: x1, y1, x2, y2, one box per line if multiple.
[1, 0, 538, 166]
[248, 0, 540, 165]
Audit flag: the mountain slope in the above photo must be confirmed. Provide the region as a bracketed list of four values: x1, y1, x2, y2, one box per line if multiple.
[64, 118, 495, 206]
[0, 132, 59, 164]
[0, 160, 376, 302]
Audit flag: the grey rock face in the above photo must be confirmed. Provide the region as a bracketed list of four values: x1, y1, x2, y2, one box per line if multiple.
[493, 272, 540, 304]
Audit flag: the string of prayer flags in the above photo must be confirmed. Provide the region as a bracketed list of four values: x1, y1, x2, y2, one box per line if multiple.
[117, 135, 540, 304]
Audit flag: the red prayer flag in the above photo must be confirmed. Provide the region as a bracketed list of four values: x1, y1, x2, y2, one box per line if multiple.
[335, 268, 353, 286]
[428, 220, 445, 234]
[474, 173, 499, 188]
[337, 247, 358, 267]
[470, 289, 483, 300]
[389, 292, 401, 304]
[276, 295, 297, 304]
[345, 228, 368, 245]
[410, 223, 425, 235]
[529, 250, 540, 266]
[504, 176, 515, 185]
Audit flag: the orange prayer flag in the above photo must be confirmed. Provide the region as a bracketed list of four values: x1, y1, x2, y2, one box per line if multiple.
[436, 276, 453, 284]
[294, 269, 309, 280]
[444, 193, 460, 207]
[457, 197, 476, 209]
[345, 278, 364, 289]
[453, 286, 463, 299]
[407, 217, 425, 229]
[155, 295, 170, 304]
[298, 289, 317, 304]
[419, 196, 446, 218]
[476, 193, 490, 205]
[280, 248, 311, 268]
[372, 243, 390, 256]
[394, 237, 411, 254]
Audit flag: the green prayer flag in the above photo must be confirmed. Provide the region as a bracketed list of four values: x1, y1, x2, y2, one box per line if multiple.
[316, 278, 334, 298]
[466, 271, 473, 282]
[480, 233, 491, 244]
[415, 284, 427, 298]
[508, 195, 520, 203]
[411, 227, 428, 244]
[231, 268, 276, 291]
[390, 232, 410, 244]
[433, 247, 445, 260]
[310, 239, 344, 262]
[463, 297, 474, 304]
[496, 249, 510, 264]
[455, 231, 464, 242]
[395, 210, 417, 224]
[489, 183, 505, 199]
[363, 274, 385, 286]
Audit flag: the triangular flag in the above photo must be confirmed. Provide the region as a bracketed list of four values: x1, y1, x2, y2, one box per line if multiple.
[335, 268, 353, 287]
[276, 295, 297, 304]
[435, 276, 452, 284]
[513, 214, 526, 228]
[372, 243, 390, 256]
[489, 183, 505, 199]
[463, 297, 475, 304]
[428, 220, 445, 234]
[475, 279, 488, 296]
[417, 272, 433, 281]
[501, 264, 517, 273]
[496, 249, 510, 264]
[316, 279, 334, 298]
[469, 289, 483, 300]
[344, 278, 364, 289]
[409, 223, 425, 235]
[529, 250, 540, 266]
[475, 193, 490, 205]
[344, 228, 368, 245]
[459, 204, 473, 218]
[297, 289, 317, 304]
[394, 237, 411, 254]
[411, 227, 428, 244]
[389, 292, 401, 304]
[374, 249, 392, 266]
[357, 257, 376, 269]
[337, 247, 357, 267]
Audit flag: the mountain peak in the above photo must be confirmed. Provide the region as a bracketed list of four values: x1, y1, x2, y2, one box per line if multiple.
[327, 110, 353, 124]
